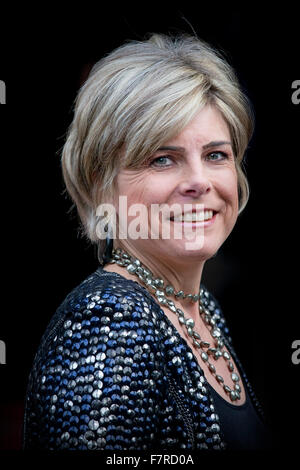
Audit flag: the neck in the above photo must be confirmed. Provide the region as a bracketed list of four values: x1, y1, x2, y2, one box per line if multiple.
[112, 242, 206, 318]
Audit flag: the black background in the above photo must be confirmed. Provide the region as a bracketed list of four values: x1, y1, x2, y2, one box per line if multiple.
[0, 4, 299, 457]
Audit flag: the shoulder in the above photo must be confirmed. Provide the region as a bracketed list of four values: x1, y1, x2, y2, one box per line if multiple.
[51, 270, 231, 347]
[58, 267, 164, 348]
[27, 267, 166, 394]
[24, 268, 166, 449]
[62, 267, 160, 313]
[41, 267, 162, 346]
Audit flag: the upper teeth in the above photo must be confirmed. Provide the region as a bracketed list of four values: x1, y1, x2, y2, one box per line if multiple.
[173, 210, 214, 222]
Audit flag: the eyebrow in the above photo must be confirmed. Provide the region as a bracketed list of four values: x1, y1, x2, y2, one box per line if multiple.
[157, 141, 232, 152]
[203, 140, 232, 149]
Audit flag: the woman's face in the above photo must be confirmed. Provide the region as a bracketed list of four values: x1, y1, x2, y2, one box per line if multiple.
[114, 104, 239, 265]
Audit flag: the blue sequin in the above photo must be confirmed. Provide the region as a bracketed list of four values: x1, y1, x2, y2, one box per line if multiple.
[132, 312, 141, 320]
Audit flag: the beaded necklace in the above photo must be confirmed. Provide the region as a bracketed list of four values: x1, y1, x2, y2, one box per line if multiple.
[109, 248, 242, 401]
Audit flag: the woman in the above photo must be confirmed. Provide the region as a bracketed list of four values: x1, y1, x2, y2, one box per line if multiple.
[23, 33, 270, 451]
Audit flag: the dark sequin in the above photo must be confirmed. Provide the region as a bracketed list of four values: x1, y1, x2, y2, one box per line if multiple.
[23, 268, 264, 451]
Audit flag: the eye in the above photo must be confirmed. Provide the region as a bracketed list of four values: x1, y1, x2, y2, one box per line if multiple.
[150, 155, 173, 167]
[206, 151, 229, 162]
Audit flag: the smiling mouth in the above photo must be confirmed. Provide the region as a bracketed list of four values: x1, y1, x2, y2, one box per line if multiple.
[170, 210, 216, 222]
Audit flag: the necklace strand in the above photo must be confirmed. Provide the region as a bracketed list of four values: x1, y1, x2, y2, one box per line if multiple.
[108, 248, 242, 402]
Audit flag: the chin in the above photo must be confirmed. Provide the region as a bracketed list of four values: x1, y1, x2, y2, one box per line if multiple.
[184, 248, 219, 262]
[164, 239, 221, 263]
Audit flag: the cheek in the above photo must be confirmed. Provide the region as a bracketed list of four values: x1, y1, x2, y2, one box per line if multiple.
[229, 178, 239, 209]
[116, 172, 147, 205]
[117, 172, 172, 207]
[219, 169, 239, 213]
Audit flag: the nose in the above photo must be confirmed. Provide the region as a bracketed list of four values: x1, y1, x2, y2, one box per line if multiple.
[177, 159, 212, 198]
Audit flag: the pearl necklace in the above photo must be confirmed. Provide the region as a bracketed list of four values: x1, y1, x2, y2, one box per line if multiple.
[109, 248, 242, 402]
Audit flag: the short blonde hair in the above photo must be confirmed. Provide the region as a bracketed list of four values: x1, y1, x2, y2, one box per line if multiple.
[62, 33, 254, 259]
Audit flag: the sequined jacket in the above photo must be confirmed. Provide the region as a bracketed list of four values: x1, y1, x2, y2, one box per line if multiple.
[23, 268, 264, 451]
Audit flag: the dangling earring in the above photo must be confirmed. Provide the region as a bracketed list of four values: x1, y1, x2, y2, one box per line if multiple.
[102, 223, 113, 265]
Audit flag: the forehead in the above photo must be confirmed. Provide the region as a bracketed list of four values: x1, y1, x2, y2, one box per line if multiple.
[164, 105, 231, 146]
